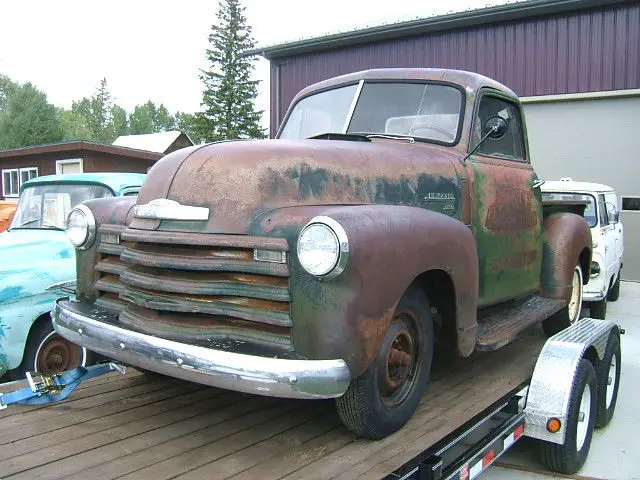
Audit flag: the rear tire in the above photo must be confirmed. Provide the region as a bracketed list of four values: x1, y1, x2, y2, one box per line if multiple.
[589, 298, 607, 320]
[538, 359, 597, 474]
[336, 285, 434, 439]
[607, 272, 621, 302]
[595, 332, 621, 428]
[543, 265, 583, 337]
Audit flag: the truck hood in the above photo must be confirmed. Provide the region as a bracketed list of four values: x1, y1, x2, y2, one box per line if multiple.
[131, 138, 462, 234]
[0, 229, 75, 304]
[0, 229, 74, 275]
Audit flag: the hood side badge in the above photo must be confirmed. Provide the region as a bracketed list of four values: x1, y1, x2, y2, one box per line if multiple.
[134, 199, 210, 221]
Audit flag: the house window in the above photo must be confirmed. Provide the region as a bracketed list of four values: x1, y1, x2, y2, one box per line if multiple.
[56, 158, 83, 174]
[2, 167, 38, 197]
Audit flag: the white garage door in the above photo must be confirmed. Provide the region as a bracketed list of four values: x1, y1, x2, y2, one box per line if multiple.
[523, 92, 640, 281]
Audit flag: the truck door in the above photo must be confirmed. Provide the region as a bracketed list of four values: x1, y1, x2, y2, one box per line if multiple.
[598, 194, 618, 283]
[466, 92, 543, 307]
[605, 192, 623, 274]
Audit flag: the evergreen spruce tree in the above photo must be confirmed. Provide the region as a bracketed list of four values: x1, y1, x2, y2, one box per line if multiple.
[198, 0, 265, 141]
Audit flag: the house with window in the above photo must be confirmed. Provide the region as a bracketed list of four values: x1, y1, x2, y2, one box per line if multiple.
[0, 141, 161, 200]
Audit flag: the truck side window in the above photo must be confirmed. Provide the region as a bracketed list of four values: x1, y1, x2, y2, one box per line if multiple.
[473, 96, 525, 160]
[598, 194, 609, 226]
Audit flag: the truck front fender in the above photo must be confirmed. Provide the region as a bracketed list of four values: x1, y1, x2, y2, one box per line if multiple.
[540, 212, 592, 302]
[253, 204, 479, 376]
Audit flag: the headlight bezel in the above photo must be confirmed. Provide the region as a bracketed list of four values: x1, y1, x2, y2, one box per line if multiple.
[66, 204, 97, 250]
[297, 216, 349, 280]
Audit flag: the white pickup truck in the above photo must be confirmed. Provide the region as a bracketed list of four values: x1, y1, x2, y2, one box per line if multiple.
[542, 178, 624, 319]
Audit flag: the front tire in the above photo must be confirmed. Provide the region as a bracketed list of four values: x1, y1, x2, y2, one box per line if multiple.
[539, 359, 597, 474]
[336, 285, 434, 439]
[10, 318, 88, 380]
[543, 265, 583, 337]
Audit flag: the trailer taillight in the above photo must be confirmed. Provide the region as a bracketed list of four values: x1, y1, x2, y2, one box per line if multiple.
[547, 418, 562, 433]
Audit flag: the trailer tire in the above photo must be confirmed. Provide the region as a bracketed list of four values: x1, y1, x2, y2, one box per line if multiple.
[542, 265, 583, 337]
[336, 285, 434, 439]
[589, 298, 607, 320]
[595, 332, 621, 428]
[539, 359, 597, 474]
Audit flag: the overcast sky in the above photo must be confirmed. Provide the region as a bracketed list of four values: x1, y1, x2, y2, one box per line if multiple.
[0, 0, 512, 127]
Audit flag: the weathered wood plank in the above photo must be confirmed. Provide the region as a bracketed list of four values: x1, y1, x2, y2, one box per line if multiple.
[0, 327, 546, 480]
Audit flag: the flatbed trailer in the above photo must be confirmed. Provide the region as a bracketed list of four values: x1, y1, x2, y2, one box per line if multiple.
[0, 319, 621, 480]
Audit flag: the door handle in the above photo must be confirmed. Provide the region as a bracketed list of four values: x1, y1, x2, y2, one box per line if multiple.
[532, 179, 545, 189]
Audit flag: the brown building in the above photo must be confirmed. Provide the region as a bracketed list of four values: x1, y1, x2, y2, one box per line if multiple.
[0, 141, 162, 200]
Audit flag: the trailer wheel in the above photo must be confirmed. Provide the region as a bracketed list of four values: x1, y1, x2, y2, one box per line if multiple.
[336, 285, 434, 439]
[539, 359, 597, 474]
[589, 297, 607, 320]
[543, 265, 583, 337]
[595, 332, 621, 428]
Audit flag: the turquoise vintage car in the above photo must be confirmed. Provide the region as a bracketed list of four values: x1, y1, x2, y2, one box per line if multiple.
[0, 173, 145, 379]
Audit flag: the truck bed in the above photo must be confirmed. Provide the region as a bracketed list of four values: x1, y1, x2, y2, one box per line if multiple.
[0, 328, 547, 480]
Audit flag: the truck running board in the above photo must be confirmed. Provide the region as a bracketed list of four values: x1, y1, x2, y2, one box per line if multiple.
[475, 295, 565, 351]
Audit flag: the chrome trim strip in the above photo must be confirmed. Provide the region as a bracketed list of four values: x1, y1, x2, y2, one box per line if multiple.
[53, 300, 351, 400]
[134, 199, 209, 221]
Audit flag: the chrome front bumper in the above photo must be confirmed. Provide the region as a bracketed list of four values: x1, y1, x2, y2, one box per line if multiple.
[53, 300, 351, 399]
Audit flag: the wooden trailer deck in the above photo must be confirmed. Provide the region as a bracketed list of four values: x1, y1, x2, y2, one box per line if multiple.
[0, 328, 548, 480]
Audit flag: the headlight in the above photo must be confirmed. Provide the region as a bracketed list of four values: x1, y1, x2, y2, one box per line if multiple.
[66, 205, 96, 250]
[297, 216, 349, 279]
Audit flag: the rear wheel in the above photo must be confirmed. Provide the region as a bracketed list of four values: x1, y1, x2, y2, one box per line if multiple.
[589, 297, 607, 320]
[336, 285, 434, 439]
[607, 271, 621, 302]
[539, 359, 597, 474]
[543, 265, 583, 337]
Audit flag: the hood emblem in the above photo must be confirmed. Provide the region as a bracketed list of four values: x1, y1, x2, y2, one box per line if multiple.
[134, 199, 209, 221]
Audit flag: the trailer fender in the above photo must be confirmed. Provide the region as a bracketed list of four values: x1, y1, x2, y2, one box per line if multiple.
[540, 212, 592, 302]
[253, 204, 479, 376]
[524, 318, 619, 444]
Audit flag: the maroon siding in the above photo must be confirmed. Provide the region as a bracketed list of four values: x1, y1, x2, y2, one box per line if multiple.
[85, 152, 154, 173]
[270, 2, 640, 136]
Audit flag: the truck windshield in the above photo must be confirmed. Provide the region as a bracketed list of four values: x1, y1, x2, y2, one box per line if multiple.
[279, 82, 463, 145]
[10, 184, 112, 230]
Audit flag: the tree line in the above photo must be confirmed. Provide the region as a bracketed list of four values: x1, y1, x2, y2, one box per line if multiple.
[0, 0, 264, 151]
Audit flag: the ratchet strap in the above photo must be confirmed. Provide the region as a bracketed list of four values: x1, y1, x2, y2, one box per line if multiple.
[0, 362, 126, 409]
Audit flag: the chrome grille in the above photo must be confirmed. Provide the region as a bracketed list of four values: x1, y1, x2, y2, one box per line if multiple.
[94, 226, 292, 351]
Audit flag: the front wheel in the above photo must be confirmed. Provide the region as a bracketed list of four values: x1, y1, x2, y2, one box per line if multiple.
[336, 285, 434, 439]
[10, 319, 88, 380]
[543, 265, 583, 337]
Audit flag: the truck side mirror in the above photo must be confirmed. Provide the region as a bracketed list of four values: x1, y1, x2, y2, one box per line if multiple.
[484, 116, 508, 139]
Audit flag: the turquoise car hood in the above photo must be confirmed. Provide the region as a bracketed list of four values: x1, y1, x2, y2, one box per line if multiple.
[0, 229, 76, 302]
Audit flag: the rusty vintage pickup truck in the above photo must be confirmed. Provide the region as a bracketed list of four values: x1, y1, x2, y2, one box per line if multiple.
[53, 69, 591, 439]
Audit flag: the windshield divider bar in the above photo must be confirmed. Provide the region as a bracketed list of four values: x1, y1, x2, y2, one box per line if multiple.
[342, 80, 364, 134]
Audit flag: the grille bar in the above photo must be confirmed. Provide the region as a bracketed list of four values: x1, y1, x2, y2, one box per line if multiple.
[120, 242, 289, 277]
